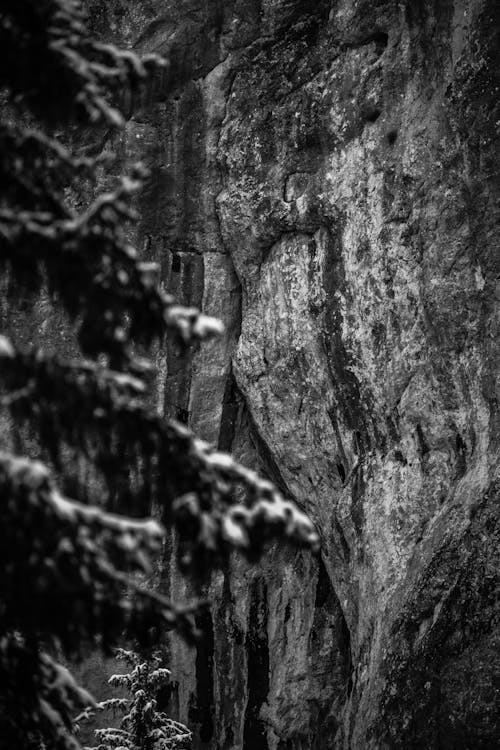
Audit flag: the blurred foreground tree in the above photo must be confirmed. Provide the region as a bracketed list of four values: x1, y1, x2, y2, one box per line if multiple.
[0, 2, 318, 749]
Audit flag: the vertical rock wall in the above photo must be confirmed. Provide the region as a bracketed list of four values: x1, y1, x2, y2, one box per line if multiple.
[86, 1, 500, 747]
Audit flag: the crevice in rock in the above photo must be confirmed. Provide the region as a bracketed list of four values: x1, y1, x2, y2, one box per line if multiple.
[314, 557, 332, 609]
[416, 423, 430, 457]
[365, 107, 382, 123]
[348, 30, 389, 57]
[340, 613, 354, 699]
[243, 577, 270, 750]
[351, 465, 366, 536]
[218, 369, 243, 452]
[171, 251, 181, 272]
[394, 449, 407, 465]
[283, 171, 312, 202]
[387, 129, 398, 145]
[247, 408, 292, 498]
[308, 558, 354, 745]
[176, 406, 190, 425]
[189, 608, 215, 745]
[327, 407, 349, 470]
[334, 519, 351, 564]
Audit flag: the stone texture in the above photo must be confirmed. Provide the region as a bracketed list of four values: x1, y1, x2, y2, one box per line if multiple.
[212, 2, 500, 746]
[13, 0, 500, 748]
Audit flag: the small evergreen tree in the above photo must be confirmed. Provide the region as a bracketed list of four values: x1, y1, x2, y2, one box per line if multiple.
[0, 2, 318, 749]
[79, 649, 191, 750]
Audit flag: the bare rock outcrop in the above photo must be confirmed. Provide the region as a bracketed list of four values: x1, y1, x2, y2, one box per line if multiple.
[58, 1, 500, 747]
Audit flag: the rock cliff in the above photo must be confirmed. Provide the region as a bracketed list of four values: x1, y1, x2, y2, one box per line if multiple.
[81, 0, 500, 747]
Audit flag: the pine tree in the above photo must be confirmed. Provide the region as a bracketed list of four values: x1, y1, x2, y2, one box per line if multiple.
[0, 2, 318, 749]
[78, 649, 191, 750]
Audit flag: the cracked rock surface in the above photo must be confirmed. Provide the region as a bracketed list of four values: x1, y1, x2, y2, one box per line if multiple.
[80, 0, 500, 747]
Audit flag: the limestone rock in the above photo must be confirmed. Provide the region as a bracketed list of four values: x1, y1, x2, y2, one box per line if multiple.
[41, 1, 500, 747]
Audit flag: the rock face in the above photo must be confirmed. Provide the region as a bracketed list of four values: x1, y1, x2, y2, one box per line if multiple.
[89, 1, 500, 747]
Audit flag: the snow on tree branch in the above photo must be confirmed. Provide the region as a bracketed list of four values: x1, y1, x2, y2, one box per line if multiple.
[0, 0, 167, 126]
[0, 451, 200, 649]
[0, 339, 320, 572]
[81, 650, 192, 750]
